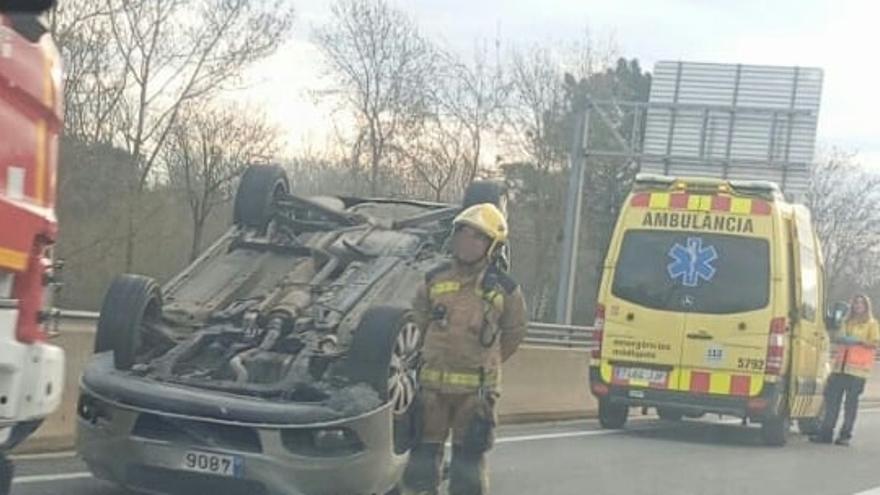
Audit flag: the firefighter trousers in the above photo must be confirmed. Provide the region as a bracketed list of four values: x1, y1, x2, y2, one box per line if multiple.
[402, 388, 497, 495]
[820, 373, 866, 440]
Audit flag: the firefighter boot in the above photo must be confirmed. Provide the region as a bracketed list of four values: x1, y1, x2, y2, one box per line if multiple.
[448, 445, 488, 495]
[401, 442, 444, 495]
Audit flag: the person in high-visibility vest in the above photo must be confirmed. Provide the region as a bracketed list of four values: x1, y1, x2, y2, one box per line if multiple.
[812, 294, 880, 446]
[401, 203, 528, 495]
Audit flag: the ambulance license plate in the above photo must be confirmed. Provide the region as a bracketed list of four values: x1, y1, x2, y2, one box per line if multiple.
[180, 450, 242, 478]
[614, 367, 667, 384]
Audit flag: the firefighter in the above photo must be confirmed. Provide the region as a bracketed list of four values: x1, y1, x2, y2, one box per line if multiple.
[402, 203, 528, 495]
[812, 294, 880, 446]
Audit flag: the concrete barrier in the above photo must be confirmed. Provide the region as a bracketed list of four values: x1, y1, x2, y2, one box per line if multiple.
[497, 346, 596, 423]
[12, 318, 880, 453]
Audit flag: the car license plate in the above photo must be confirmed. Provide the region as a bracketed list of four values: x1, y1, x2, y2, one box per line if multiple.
[614, 367, 667, 384]
[180, 450, 242, 478]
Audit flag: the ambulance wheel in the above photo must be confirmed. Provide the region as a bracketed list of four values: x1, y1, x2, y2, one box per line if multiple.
[760, 415, 791, 447]
[233, 164, 290, 232]
[96, 274, 163, 371]
[657, 407, 684, 422]
[797, 407, 824, 436]
[598, 398, 628, 429]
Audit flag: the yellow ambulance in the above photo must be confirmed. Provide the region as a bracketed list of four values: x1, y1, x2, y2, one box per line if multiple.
[589, 174, 838, 446]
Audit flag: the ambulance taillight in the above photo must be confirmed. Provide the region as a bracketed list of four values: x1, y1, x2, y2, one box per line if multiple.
[765, 317, 788, 375]
[592, 304, 605, 360]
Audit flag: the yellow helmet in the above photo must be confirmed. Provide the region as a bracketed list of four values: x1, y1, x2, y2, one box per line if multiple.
[453, 203, 508, 254]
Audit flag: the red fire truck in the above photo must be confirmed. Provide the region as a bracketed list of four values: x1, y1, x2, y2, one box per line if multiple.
[0, 1, 64, 491]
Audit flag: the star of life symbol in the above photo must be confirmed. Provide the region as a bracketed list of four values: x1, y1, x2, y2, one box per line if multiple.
[667, 237, 718, 287]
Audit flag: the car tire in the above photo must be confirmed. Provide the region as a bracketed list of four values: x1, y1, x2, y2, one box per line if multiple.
[96, 274, 162, 371]
[761, 414, 791, 447]
[598, 398, 628, 429]
[342, 306, 423, 454]
[463, 180, 507, 215]
[657, 407, 684, 422]
[233, 164, 290, 231]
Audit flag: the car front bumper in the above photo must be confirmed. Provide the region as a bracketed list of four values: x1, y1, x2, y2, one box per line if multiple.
[77, 354, 406, 495]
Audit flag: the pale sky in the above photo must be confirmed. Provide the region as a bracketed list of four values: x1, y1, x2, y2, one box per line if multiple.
[239, 0, 878, 166]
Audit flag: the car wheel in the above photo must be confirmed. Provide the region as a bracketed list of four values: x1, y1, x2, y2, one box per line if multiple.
[233, 164, 290, 231]
[96, 274, 162, 371]
[598, 398, 628, 429]
[343, 306, 423, 453]
[657, 407, 684, 422]
[463, 180, 507, 216]
[761, 414, 791, 447]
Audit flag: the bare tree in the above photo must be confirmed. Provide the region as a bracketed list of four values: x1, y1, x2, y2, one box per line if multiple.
[102, 0, 294, 269]
[500, 46, 571, 315]
[505, 46, 570, 173]
[395, 115, 467, 201]
[165, 103, 282, 261]
[314, 0, 436, 196]
[806, 150, 880, 297]
[50, 0, 128, 144]
[431, 41, 509, 188]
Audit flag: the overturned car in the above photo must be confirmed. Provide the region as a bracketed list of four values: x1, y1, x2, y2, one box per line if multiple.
[75, 165, 507, 495]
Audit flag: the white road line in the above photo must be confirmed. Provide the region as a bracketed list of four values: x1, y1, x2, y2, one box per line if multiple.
[12, 472, 92, 485]
[853, 487, 880, 495]
[10, 450, 77, 461]
[496, 429, 622, 444]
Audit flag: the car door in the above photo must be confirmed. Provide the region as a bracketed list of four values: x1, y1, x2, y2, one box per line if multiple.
[601, 229, 686, 392]
[788, 207, 823, 413]
[677, 232, 773, 397]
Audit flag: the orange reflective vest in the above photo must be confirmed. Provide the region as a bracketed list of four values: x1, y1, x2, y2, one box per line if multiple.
[832, 319, 880, 379]
[832, 344, 876, 379]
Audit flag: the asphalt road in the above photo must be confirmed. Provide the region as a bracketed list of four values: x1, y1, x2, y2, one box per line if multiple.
[11, 409, 880, 495]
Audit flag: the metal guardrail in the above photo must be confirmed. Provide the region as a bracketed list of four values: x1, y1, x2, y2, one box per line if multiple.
[524, 322, 598, 349]
[58, 309, 100, 320]
[53, 311, 880, 359]
[59, 310, 598, 349]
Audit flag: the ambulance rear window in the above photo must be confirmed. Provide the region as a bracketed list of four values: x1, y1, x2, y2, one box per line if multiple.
[612, 230, 770, 314]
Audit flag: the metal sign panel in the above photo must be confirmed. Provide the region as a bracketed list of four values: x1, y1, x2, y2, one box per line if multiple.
[640, 61, 824, 198]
